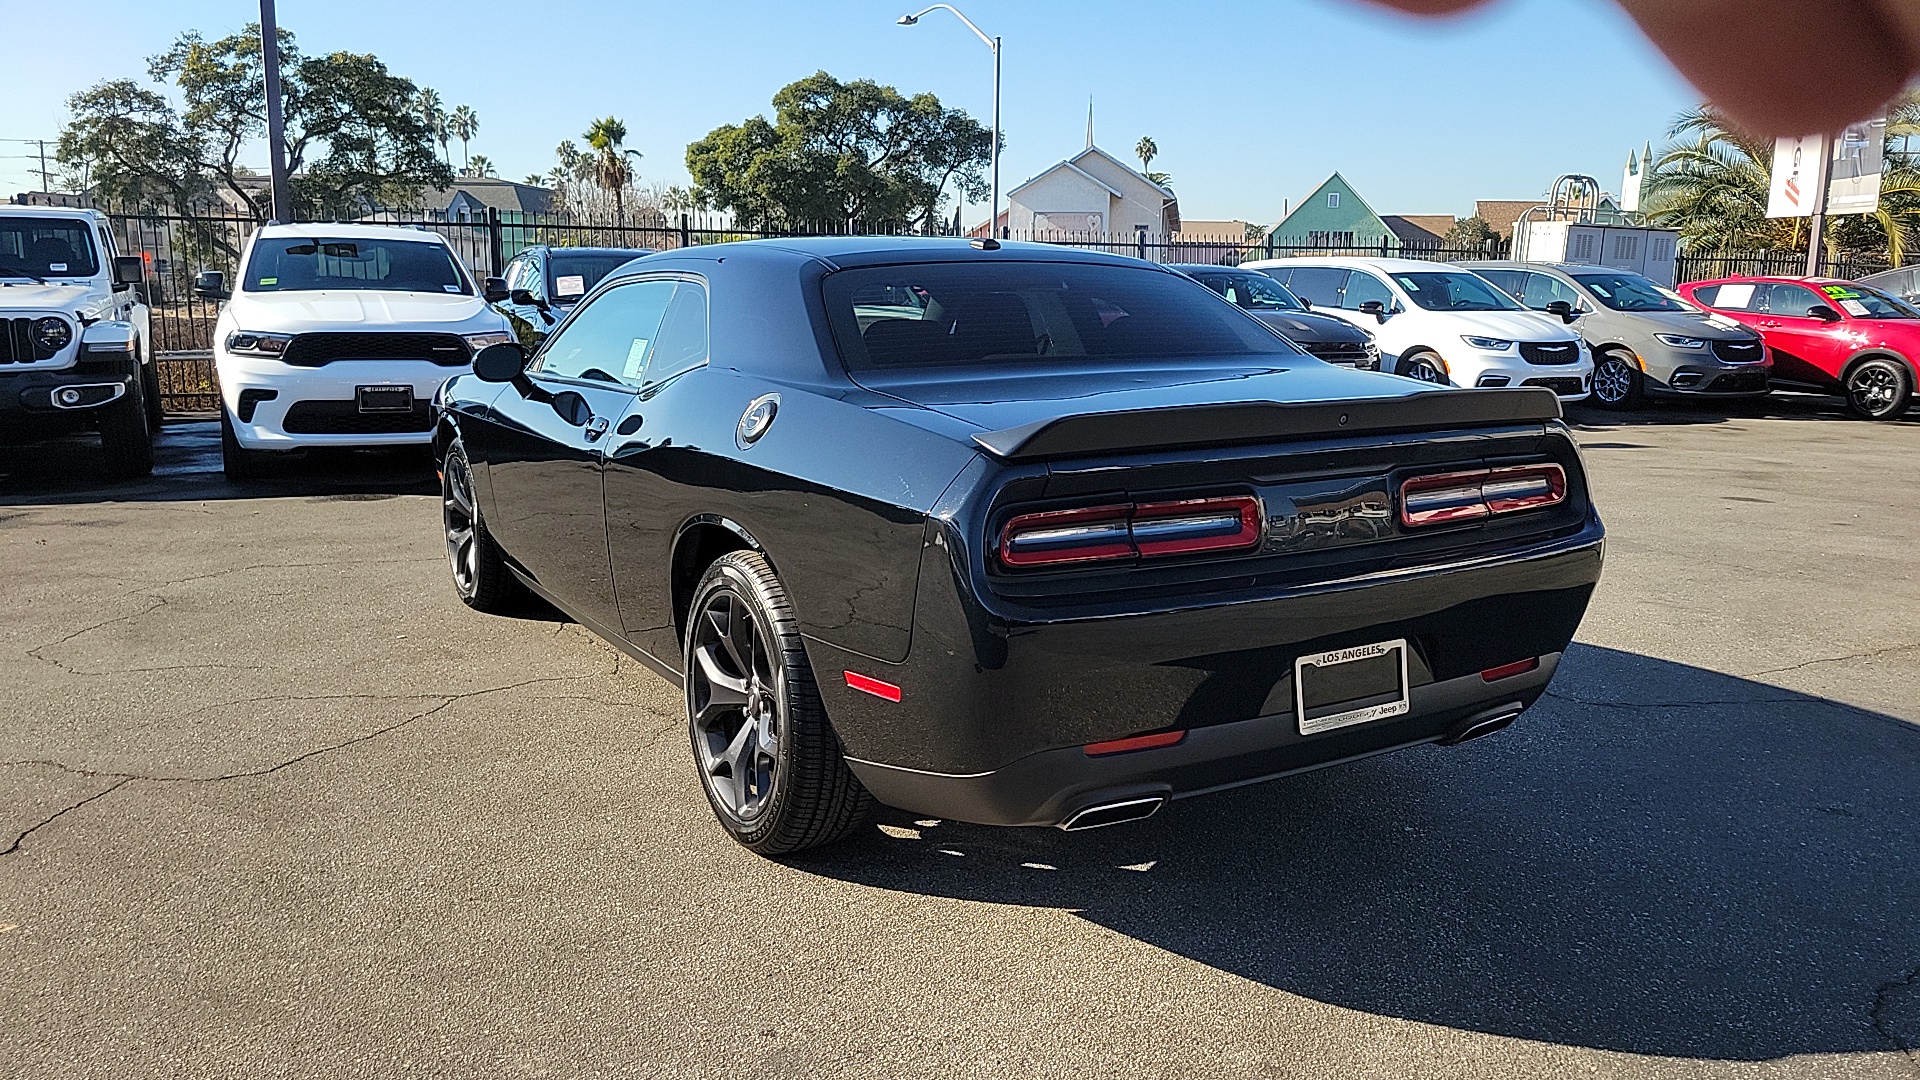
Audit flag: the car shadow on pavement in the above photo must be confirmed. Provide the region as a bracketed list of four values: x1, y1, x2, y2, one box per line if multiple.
[0, 420, 439, 505]
[1568, 391, 1920, 430]
[801, 643, 1920, 1061]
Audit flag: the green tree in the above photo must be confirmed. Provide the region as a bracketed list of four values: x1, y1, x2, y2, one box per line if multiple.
[1442, 215, 1499, 252]
[585, 116, 641, 223]
[686, 71, 991, 231]
[463, 155, 497, 179]
[414, 88, 448, 163]
[63, 25, 452, 221]
[447, 105, 478, 171]
[1135, 135, 1171, 187]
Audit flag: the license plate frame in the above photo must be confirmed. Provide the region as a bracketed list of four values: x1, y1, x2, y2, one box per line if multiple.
[356, 384, 414, 413]
[1295, 638, 1411, 736]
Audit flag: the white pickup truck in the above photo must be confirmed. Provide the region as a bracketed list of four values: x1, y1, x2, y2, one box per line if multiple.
[0, 206, 159, 477]
[204, 223, 514, 478]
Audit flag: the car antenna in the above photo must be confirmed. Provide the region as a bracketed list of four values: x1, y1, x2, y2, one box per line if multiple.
[970, 238, 1001, 250]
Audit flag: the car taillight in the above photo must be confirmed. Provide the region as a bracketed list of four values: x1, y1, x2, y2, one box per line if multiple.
[998, 495, 1262, 569]
[1400, 464, 1566, 528]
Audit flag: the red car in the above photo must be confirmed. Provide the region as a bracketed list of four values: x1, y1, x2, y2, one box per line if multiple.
[1679, 276, 1918, 419]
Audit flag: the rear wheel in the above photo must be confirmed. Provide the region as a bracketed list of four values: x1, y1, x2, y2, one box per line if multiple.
[220, 407, 273, 479]
[99, 380, 154, 479]
[1591, 350, 1644, 410]
[685, 551, 872, 855]
[141, 349, 164, 430]
[1398, 351, 1449, 385]
[442, 437, 523, 613]
[1845, 357, 1912, 420]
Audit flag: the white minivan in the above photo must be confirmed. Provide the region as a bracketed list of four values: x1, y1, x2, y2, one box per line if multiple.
[1241, 256, 1593, 402]
[206, 223, 514, 477]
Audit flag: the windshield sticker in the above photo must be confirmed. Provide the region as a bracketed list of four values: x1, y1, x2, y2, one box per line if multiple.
[1840, 299, 1871, 316]
[1395, 277, 1423, 291]
[258, 277, 277, 285]
[443, 284, 460, 293]
[1821, 285, 1863, 299]
[555, 275, 585, 297]
[623, 337, 651, 381]
[49, 263, 67, 272]
[1715, 283, 1756, 308]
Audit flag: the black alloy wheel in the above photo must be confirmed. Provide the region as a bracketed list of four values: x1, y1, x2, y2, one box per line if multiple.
[1592, 350, 1644, 410]
[99, 377, 154, 479]
[685, 551, 871, 855]
[1845, 357, 1913, 420]
[219, 407, 273, 480]
[441, 438, 520, 612]
[1399, 352, 1449, 385]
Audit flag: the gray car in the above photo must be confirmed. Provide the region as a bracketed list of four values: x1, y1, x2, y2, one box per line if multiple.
[1460, 261, 1771, 408]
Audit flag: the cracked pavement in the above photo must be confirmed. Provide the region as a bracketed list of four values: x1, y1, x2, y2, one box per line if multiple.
[2, 402, 1918, 1079]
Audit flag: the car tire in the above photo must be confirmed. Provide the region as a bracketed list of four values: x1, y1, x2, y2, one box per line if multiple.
[219, 407, 272, 480]
[1592, 350, 1644, 410]
[1844, 357, 1913, 420]
[141, 349, 165, 431]
[441, 436, 523, 613]
[685, 550, 873, 855]
[100, 380, 154, 479]
[1398, 351, 1449, 386]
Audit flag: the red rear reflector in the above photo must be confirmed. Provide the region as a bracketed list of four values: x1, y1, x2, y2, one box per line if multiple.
[845, 671, 902, 701]
[1401, 463, 1567, 527]
[1481, 657, 1540, 682]
[999, 495, 1263, 568]
[1084, 729, 1186, 756]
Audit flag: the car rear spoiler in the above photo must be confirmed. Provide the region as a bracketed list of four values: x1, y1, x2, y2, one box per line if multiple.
[970, 387, 1564, 460]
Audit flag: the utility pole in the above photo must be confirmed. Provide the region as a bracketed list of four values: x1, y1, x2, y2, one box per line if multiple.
[35, 140, 49, 193]
[259, 0, 294, 223]
[1805, 132, 1833, 276]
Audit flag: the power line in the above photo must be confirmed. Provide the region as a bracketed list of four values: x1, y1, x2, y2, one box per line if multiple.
[0, 138, 55, 191]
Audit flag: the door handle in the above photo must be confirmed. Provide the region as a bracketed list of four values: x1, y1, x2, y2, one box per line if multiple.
[584, 415, 609, 442]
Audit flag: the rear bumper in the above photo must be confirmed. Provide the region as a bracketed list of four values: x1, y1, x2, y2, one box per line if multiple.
[847, 655, 1557, 827]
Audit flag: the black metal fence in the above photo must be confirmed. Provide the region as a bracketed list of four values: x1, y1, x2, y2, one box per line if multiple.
[97, 205, 1910, 415]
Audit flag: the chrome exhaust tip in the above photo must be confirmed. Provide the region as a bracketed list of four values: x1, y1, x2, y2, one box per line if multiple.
[1058, 795, 1168, 832]
[1438, 707, 1522, 746]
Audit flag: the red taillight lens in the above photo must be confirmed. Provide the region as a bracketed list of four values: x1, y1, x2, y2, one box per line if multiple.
[999, 495, 1262, 569]
[1084, 729, 1186, 756]
[1400, 463, 1566, 528]
[1480, 657, 1541, 681]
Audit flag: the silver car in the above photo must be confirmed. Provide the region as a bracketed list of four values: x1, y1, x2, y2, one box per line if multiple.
[1460, 261, 1771, 409]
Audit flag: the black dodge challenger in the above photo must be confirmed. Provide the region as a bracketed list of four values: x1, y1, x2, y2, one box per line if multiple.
[433, 237, 1603, 854]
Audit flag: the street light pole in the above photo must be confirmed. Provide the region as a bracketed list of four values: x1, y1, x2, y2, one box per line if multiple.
[899, 4, 1000, 237]
[259, 0, 293, 223]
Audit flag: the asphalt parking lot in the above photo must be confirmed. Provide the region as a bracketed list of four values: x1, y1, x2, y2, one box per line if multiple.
[3, 395, 1918, 1079]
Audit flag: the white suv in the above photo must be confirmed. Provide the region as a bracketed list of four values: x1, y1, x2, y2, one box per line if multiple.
[208, 223, 513, 477]
[1241, 256, 1593, 401]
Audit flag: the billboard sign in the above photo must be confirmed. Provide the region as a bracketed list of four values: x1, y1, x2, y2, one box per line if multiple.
[1767, 135, 1824, 218]
[1768, 122, 1886, 218]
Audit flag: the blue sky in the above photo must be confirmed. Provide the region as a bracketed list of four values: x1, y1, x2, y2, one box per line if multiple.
[1, 0, 1699, 227]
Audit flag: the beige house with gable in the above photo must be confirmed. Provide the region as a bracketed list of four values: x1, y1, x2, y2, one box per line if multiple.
[990, 144, 1181, 236]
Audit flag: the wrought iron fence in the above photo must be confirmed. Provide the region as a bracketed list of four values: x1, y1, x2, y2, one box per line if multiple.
[99, 203, 1910, 416]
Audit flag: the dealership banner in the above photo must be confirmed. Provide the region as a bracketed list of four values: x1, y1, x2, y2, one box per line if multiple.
[1768, 122, 1885, 218]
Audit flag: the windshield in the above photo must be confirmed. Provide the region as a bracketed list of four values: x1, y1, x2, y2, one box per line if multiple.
[0, 217, 100, 278]
[1571, 271, 1693, 312]
[1816, 282, 1920, 319]
[826, 262, 1301, 370]
[549, 254, 646, 301]
[1391, 271, 1523, 312]
[243, 237, 470, 294]
[1194, 271, 1305, 312]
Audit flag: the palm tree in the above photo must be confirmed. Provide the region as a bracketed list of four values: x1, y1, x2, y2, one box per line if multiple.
[414, 89, 448, 164]
[584, 116, 642, 223]
[1135, 136, 1157, 174]
[447, 105, 479, 171]
[462, 155, 497, 179]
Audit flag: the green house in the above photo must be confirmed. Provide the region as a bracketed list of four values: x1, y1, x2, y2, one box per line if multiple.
[1267, 173, 1400, 250]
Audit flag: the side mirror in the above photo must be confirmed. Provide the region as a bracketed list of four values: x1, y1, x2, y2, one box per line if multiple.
[483, 276, 510, 303]
[1358, 300, 1387, 323]
[1808, 304, 1843, 322]
[509, 288, 547, 308]
[1545, 300, 1576, 323]
[472, 341, 529, 382]
[113, 256, 146, 288]
[1298, 296, 1313, 309]
[192, 269, 229, 301]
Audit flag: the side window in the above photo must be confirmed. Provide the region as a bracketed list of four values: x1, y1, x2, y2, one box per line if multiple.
[1519, 272, 1583, 310]
[535, 279, 676, 384]
[643, 281, 709, 387]
[1766, 283, 1827, 318]
[1193, 275, 1231, 301]
[1340, 271, 1394, 311]
[1279, 266, 1348, 308]
[1476, 269, 1524, 299]
[512, 256, 542, 296]
[1695, 282, 1760, 312]
[96, 226, 118, 262]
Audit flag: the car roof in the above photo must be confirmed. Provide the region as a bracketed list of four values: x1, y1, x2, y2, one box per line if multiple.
[531, 245, 656, 257]
[1241, 255, 1465, 273]
[612, 236, 1160, 274]
[1, 205, 104, 221]
[253, 222, 456, 244]
[1681, 275, 1852, 287]
[1455, 261, 1627, 274]
[1165, 263, 1256, 273]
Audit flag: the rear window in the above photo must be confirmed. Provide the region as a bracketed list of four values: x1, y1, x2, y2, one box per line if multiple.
[549, 253, 647, 300]
[244, 237, 470, 294]
[825, 261, 1298, 370]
